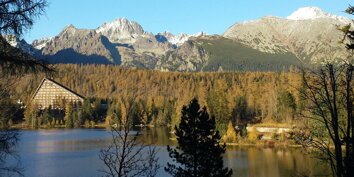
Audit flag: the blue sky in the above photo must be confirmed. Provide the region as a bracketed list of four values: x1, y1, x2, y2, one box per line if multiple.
[23, 0, 353, 43]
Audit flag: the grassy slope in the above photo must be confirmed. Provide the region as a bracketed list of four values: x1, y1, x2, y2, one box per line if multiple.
[193, 37, 302, 72]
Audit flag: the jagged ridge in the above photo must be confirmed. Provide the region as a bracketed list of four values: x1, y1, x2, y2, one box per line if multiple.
[3, 7, 353, 71]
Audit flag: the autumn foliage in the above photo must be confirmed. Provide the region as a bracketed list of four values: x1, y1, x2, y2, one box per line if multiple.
[11, 64, 303, 130]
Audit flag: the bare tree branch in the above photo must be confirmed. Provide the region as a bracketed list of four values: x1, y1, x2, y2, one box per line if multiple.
[99, 95, 160, 177]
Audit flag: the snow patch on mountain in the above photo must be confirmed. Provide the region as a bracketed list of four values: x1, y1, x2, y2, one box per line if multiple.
[158, 31, 207, 46]
[3, 35, 36, 55]
[96, 18, 147, 43]
[287, 6, 352, 24]
[32, 37, 53, 50]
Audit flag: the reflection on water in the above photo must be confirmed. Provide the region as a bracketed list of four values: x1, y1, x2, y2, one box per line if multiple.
[225, 146, 331, 177]
[20, 129, 112, 153]
[138, 127, 175, 146]
[14, 128, 330, 177]
[0, 130, 23, 177]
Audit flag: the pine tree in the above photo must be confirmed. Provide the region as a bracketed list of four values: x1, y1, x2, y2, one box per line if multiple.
[64, 102, 73, 128]
[0, 95, 17, 129]
[24, 103, 39, 128]
[207, 79, 230, 135]
[42, 108, 52, 126]
[165, 98, 232, 177]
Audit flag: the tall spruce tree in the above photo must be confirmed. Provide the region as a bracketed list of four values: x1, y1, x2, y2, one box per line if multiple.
[64, 102, 73, 128]
[165, 98, 232, 177]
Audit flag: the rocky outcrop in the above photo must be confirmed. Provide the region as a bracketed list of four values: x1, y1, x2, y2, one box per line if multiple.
[40, 25, 121, 64]
[96, 18, 147, 44]
[157, 31, 207, 47]
[3, 35, 37, 55]
[32, 37, 52, 50]
[156, 37, 209, 72]
[223, 7, 353, 63]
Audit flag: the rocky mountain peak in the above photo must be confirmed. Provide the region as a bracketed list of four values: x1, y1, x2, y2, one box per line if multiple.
[96, 18, 146, 43]
[287, 7, 327, 20]
[158, 31, 207, 47]
[66, 24, 75, 28]
[159, 31, 174, 38]
[223, 7, 352, 64]
[3, 34, 19, 47]
[287, 6, 351, 24]
[3, 35, 36, 55]
[61, 24, 76, 33]
[57, 25, 96, 41]
[58, 24, 78, 36]
[262, 15, 280, 19]
[32, 37, 53, 50]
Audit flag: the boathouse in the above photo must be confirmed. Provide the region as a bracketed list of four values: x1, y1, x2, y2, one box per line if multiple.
[32, 78, 85, 109]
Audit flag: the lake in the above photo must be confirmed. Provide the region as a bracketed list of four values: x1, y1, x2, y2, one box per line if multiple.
[9, 128, 330, 177]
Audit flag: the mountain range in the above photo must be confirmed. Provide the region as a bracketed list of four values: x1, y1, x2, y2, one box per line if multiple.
[5, 7, 353, 72]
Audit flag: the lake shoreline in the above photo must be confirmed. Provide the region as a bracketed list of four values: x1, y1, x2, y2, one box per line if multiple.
[8, 124, 304, 147]
[12, 127, 330, 177]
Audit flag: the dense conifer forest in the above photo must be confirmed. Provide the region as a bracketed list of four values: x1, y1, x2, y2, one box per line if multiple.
[9, 64, 304, 131]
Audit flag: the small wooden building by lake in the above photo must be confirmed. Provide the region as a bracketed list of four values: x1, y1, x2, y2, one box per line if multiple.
[32, 78, 85, 109]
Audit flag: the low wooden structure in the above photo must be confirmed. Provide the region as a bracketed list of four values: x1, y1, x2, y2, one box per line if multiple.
[32, 78, 85, 109]
[246, 126, 292, 134]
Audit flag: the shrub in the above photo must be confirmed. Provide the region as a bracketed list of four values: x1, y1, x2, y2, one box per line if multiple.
[223, 121, 237, 143]
[247, 128, 258, 143]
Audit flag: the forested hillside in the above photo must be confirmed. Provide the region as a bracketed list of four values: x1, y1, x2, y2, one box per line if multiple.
[12, 64, 304, 129]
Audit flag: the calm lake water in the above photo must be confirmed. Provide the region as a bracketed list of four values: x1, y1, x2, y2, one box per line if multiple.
[11, 128, 330, 177]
